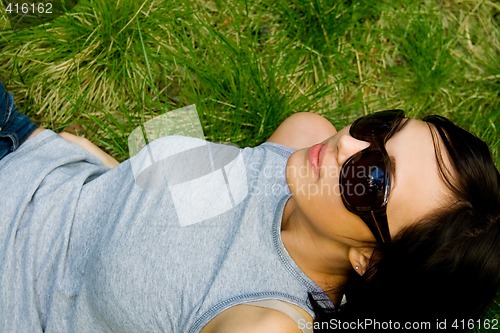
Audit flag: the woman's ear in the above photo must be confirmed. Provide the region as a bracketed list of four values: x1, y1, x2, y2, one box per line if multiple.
[348, 247, 375, 276]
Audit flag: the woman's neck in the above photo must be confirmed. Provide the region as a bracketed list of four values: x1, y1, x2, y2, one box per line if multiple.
[281, 197, 351, 306]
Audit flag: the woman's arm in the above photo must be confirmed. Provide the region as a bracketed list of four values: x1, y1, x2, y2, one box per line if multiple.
[25, 128, 119, 168]
[59, 132, 119, 168]
[267, 112, 337, 149]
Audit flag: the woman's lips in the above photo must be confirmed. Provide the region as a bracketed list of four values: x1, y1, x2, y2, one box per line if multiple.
[308, 143, 324, 178]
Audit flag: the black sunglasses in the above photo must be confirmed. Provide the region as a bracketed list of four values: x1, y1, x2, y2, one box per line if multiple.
[339, 110, 406, 244]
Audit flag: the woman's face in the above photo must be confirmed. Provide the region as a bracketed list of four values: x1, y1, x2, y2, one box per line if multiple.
[285, 119, 454, 244]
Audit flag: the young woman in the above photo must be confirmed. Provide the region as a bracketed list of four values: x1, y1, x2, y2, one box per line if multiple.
[1, 81, 499, 332]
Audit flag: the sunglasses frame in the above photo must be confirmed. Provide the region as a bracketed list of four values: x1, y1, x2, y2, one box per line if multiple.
[340, 110, 406, 244]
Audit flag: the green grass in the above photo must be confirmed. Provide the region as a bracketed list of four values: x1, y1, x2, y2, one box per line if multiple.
[0, 0, 498, 162]
[0, 0, 499, 328]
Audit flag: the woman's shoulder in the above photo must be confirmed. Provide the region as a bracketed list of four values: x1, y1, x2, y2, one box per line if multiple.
[201, 302, 311, 333]
[266, 112, 337, 150]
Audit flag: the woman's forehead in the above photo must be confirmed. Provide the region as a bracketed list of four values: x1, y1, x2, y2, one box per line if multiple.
[386, 119, 435, 153]
[385, 119, 453, 235]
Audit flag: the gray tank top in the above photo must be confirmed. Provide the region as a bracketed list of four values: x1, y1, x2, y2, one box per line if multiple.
[0, 131, 330, 332]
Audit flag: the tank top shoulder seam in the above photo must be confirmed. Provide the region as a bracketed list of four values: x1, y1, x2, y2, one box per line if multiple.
[259, 141, 295, 158]
[188, 292, 312, 333]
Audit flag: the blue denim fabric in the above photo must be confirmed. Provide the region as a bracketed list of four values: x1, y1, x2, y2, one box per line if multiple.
[0, 82, 37, 160]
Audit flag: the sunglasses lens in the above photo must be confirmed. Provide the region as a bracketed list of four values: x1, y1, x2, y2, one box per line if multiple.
[340, 150, 390, 210]
[339, 110, 403, 244]
[350, 109, 404, 139]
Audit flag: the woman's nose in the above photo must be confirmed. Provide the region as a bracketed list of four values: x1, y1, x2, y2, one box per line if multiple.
[337, 133, 371, 166]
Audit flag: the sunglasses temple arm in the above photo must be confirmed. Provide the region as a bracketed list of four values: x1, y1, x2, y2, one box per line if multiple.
[360, 211, 391, 244]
